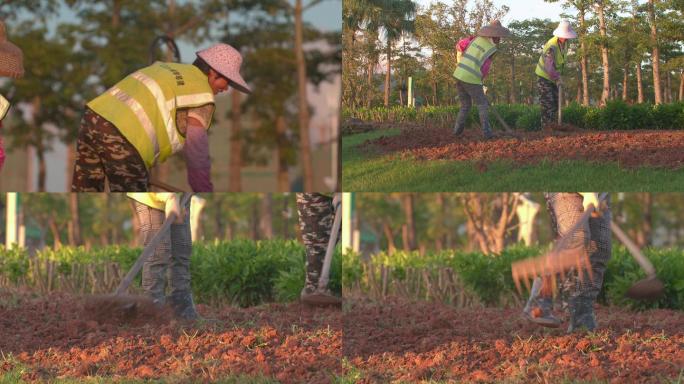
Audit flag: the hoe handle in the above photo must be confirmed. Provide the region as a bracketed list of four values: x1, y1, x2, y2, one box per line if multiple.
[318, 194, 342, 290]
[115, 192, 193, 295]
[610, 221, 657, 277]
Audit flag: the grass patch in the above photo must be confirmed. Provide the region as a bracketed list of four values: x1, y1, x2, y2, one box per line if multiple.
[342, 129, 684, 191]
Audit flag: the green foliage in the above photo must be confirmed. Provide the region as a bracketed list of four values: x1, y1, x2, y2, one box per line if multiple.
[352, 245, 684, 310]
[0, 240, 341, 307]
[344, 102, 684, 131]
[603, 246, 684, 310]
[515, 106, 542, 131]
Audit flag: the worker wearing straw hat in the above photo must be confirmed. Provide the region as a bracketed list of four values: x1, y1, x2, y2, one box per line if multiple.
[536, 20, 577, 130]
[0, 20, 24, 170]
[452, 20, 511, 140]
[71, 43, 251, 192]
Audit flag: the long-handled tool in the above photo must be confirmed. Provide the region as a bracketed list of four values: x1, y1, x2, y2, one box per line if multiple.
[85, 193, 193, 322]
[302, 194, 342, 306]
[610, 221, 664, 300]
[557, 83, 563, 126]
[512, 193, 608, 295]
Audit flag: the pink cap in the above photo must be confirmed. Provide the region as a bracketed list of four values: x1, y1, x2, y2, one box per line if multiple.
[196, 43, 251, 94]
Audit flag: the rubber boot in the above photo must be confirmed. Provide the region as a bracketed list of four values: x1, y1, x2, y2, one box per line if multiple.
[453, 122, 465, 136]
[522, 277, 561, 328]
[567, 296, 596, 332]
[169, 291, 201, 321]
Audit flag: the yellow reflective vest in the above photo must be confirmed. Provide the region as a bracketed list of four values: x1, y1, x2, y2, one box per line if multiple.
[453, 36, 497, 85]
[127, 192, 176, 211]
[535, 36, 566, 81]
[87, 62, 215, 169]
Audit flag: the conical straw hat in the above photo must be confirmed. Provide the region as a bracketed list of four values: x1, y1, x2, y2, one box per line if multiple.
[478, 20, 511, 38]
[0, 20, 24, 78]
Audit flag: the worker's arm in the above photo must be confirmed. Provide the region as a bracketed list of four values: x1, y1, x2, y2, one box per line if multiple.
[183, 117, 214, 192]
[544, 46, 561, 82]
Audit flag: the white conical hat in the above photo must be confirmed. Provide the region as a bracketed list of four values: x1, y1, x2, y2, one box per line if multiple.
[553, 20, 577, 39]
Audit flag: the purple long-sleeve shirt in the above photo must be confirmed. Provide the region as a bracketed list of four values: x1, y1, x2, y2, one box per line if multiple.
[544, 46, 561, 81]
[183, 123, 213, 192]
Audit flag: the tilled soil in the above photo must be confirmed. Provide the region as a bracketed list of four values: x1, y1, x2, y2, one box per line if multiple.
[343, 296, 684, 383]
[0, 290, 341, 383]
[361, 126, 684, 169]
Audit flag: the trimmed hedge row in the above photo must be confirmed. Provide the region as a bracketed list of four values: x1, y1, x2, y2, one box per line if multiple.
[0, 240, 342, 307]
[343, 244, 684, 310]
[343, 101, 684, 132]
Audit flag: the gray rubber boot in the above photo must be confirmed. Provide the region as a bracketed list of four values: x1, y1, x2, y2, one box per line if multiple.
[453, 122, 465, 136]
[169, 291, 201, 321]
[567, 296, 596, 332]
[523, 277, 561, 328]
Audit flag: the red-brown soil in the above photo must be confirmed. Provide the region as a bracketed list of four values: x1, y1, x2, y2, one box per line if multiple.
[361, 126, 684, 169]
[343, 296, 684, 383]
[0, 290, 341, 383]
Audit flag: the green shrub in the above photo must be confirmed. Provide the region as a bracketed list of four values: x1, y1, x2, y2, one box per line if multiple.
[561, 102, 588, 128]
[0, 245, 29, 283]
[515, 106, 541, 131]
[652, 102, 684, 130]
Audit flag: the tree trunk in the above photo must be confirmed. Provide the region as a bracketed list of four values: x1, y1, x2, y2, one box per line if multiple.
[129, 200, 140, 247]
[260, 193, 273, 239]
[579, 8, 590, 106]
[294, 0, 314, 191]
[622, 65, 629, 101]
[250, 200, 259, 240]
[401, 194, 416, 251]
[214, 197, 224, 241]
[635, 193, 653, 247]
[229, 91, 242, 192]
[665, 70, 672, 103]
[36, 143, 46, 192]
[510, 57, 517, 103]
[68, 193, 82, 246]
[275, 116, 289, 192]
[597, 1, 610, 106]
[636, 61, 645, 103]
[648, 0, 662, 104]
[367, 59, 373, 108]
[577, 66, 582, 103]
[384, 42, 391, 106]
[48, 216, 62, 249]
[382, 222, 396, 254]
[679, 70, 684, 101]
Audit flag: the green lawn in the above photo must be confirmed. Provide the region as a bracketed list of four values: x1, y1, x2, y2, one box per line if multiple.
[342, 129, 684, 191]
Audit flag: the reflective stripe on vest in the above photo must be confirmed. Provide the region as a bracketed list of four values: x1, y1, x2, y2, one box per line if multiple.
[453, 37, 497, 85]
[87, 62, 215, 169]
[535, 36, 566, 81]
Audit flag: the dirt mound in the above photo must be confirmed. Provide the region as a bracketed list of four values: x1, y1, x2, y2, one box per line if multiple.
[362, 126, 684, 169]
[344, 296, 684, 383]
[0, 290, 341, 383]
[83, 294, 173, 326]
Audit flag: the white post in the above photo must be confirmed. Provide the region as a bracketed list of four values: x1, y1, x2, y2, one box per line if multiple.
[408, 76, 413, 107]
[342, 192, 353, 254]
[190, 195, 206, 242]
[5, 193, 18, 248]
[516, 194, 540, 246]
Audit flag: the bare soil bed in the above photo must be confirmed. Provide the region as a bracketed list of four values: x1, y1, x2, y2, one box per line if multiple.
[0, 290, 341, 383]
[361, 126, 684, 169]
[344, 296, 684, 383]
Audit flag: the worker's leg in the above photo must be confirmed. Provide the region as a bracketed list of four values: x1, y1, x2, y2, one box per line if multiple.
[463, 82, 493, 139]
[296, 193, 334, 296]
[168, 197, 200, 320]
[134, 201, 171, 305]
[537, 76, 558, 130]
[71, 109, 107, 191]
[453, 80, 472, 136]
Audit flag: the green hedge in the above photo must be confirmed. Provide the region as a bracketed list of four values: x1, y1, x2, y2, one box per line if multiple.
[345, 245, 684, 310]
[343, 101, 684, 131]
[0, 240, 342, 307]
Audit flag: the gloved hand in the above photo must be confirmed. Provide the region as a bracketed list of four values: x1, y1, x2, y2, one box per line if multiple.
[164, 194, 187, 224]
[580, 192, 601, 217]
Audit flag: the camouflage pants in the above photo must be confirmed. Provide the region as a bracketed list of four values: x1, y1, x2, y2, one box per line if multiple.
[296, 193, 338, 293]
[71, 108, 149, 192]
[537, 76, 558, 129]
[134, 200, 192, 302]
[454, 80, 492, 136]
[545, 193, 612, 303]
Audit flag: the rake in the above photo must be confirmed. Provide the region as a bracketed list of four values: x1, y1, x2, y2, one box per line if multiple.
[511, 193, 607, 296]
